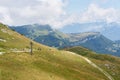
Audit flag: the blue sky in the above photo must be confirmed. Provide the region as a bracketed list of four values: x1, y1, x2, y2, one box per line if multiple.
[0, 0, 120, 29]
[66, 0, 120, 13]
[66, 0, 91, 13]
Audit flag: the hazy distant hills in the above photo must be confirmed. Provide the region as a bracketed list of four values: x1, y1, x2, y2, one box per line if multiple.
[10, 24, 120, 56]
[66, 32, 120, 56]
[60, 22, 120, 41]
[115, 40, 120, 44]
[68, 32, 113, 53]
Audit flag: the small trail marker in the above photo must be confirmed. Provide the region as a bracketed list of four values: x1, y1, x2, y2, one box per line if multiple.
[30, 41, 33, 55]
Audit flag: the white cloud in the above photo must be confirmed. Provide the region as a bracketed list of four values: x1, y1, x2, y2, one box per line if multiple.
[0, 0, 120, 29]
[54, 3, 120, 29]
[79, 4, 120, 23]
[0, 0, 68, 28]
[0, 6, 13, 24]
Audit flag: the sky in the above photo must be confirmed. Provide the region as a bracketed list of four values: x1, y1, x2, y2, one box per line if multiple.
[0, 0, 120, 29]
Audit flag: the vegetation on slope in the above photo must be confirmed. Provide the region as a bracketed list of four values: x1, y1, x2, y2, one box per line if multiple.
[65, 46, 120, 80]
[0, 23, 110, 80]
[0, 23, 43, 52]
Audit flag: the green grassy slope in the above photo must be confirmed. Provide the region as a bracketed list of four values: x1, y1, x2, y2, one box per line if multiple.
[65, 46, 120, 80]
[0, 23, 111, 80]
[0, 23, 43, 52]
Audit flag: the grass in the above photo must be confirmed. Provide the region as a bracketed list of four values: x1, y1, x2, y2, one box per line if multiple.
[0, 23, 45, 51]
[0, 50, 109, 80]
[65, 46, 120, 80]
[0, 23, 114, 80]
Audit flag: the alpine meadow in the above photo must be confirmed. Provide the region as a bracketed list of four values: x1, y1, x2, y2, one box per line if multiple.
[0, 0, 120, 80]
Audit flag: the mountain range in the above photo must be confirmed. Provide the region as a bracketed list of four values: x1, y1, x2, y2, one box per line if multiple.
[10, 24, 69, 48]
[2, 23, 120, 80]
[10, 23, 120, 56]
[60, 22, 120, 41]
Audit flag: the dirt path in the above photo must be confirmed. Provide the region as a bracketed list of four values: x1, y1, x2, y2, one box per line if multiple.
[0, 52, 5, 55]
[12, 51, 30, 53]
[0, 50, 30, 55]
[68, 51, 114, 80]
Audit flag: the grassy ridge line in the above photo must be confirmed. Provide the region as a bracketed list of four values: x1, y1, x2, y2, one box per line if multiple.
[0, 23, 49, 52]
[81, 56, 114, 80]
[65, 46, 120, 80]
[67, 51, 114, 80]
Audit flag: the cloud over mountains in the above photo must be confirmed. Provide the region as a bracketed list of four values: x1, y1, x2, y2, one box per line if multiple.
[80, 4, 120, 23]
[0, 0, 120, 30]
[0, 0, 67, 28]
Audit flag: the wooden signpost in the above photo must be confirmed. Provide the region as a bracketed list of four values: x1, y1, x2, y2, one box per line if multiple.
[30, 41, 33, 55]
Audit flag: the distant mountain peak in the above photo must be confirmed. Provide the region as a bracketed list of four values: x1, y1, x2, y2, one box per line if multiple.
[60, 22, 120, 40]
[68, 32, 101, 42]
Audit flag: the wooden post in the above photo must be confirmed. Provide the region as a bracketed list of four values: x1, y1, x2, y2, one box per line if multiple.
[30, 41, 33, 55]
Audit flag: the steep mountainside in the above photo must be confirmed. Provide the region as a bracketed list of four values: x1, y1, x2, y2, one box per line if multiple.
[0, 23, 114, 80]
[10, 24, 69, 48]
[0, 23, 40, 52]
[68, 32, 120, 56]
